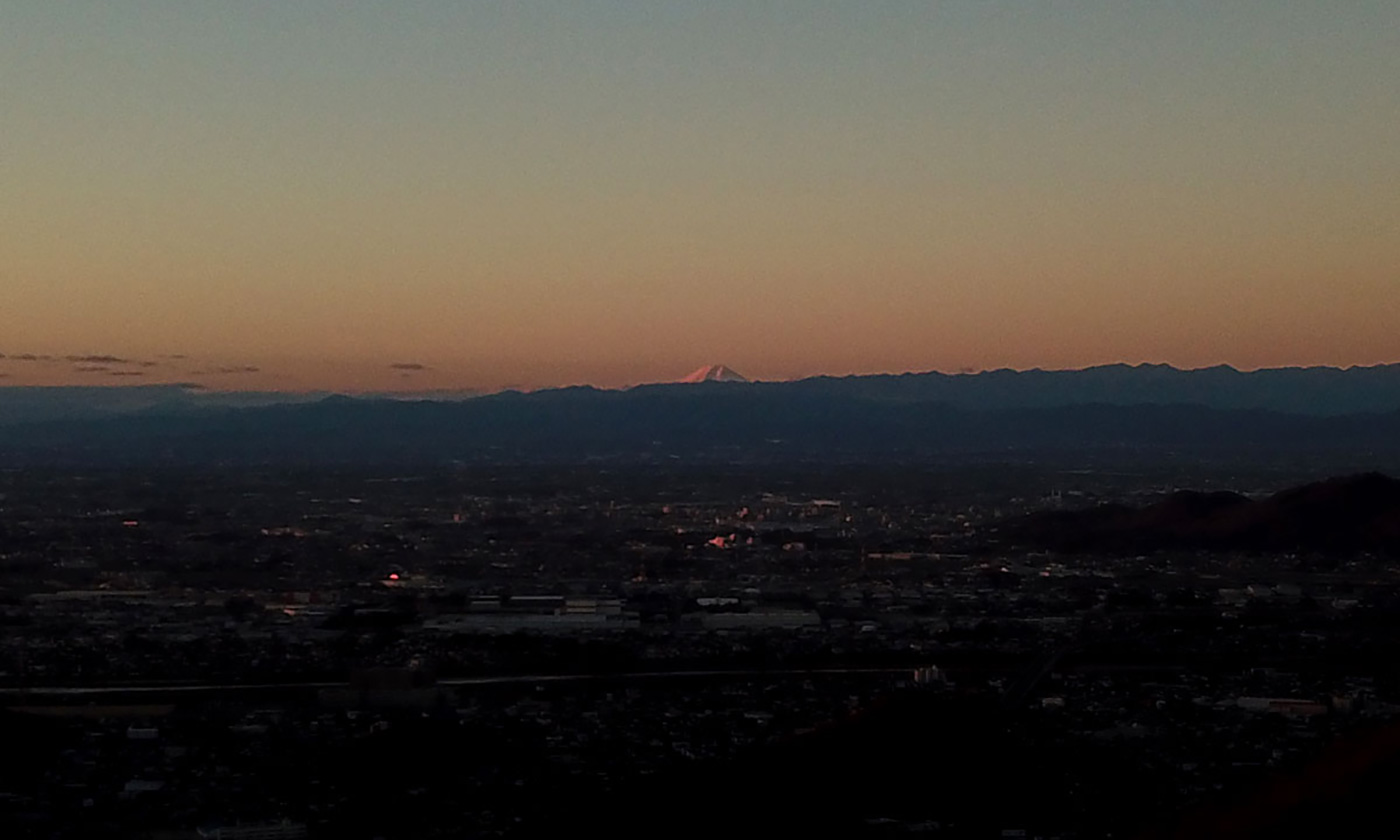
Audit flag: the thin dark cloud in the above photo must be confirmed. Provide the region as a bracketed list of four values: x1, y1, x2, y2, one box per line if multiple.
[4, 352, 158, 369]
[66, 354, 132, 365]
[390, 362, 430, 371]
[190, 365, 261, 375]
[73, 365, 111, 373]
[108, 371, 145, 377]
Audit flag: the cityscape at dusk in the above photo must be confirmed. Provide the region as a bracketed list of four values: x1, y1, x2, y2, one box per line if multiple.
[4, 4, 1400, 839]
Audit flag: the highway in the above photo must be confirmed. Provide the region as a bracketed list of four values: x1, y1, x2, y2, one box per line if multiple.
[1, 666, 918, 703]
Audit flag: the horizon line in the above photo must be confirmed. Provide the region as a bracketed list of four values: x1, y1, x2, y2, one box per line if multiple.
[2, 359, 1399, 397]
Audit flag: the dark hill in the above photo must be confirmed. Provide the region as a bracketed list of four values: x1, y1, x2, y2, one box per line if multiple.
[1009, 473, 1400, 554]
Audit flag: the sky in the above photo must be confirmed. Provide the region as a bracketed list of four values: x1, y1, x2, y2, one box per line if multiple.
[2, 1, 1397, 392]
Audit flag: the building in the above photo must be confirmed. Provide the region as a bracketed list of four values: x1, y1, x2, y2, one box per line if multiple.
[197, 822, 307, 840]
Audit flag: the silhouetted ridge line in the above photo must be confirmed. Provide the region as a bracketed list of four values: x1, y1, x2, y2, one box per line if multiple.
[760, 362, 1400, 415]
[1008, 473, 1400, 554]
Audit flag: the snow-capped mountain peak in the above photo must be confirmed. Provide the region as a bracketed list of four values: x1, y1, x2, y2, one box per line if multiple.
[679, 365, 748, 384]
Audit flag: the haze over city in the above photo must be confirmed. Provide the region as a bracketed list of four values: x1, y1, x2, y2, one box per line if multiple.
[3, 1, 1397, 392]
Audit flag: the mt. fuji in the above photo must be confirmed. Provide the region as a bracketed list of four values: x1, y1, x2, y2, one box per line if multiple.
[678, 365, 749, 384]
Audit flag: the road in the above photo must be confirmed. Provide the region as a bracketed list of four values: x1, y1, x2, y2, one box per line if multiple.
[1, 666, 918, 703]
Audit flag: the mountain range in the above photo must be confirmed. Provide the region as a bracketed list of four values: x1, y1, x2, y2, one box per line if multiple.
[757, 362, 1400, 415]
[1, 363, 1399, 465]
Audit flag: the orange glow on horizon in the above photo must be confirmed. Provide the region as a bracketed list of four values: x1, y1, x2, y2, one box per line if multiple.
[1, 4, 1396, 390]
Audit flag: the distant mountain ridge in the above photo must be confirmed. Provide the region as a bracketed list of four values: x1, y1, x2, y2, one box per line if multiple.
[758, 362, 1400, 416]
[2, 363, 1400, 465]
[0, 384, 478, 426]
[2, 362, 1398, 426]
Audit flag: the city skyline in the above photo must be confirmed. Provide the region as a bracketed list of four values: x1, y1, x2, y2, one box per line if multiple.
[3, 2, 1397, 392]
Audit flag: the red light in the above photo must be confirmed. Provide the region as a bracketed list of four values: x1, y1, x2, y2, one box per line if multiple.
[388, 573, 400, 581]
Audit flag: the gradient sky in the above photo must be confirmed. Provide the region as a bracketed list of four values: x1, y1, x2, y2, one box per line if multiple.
[2, 1, 1397, 391]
